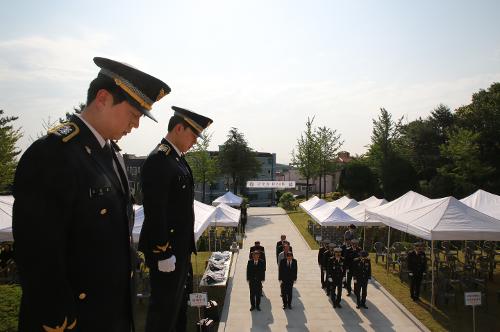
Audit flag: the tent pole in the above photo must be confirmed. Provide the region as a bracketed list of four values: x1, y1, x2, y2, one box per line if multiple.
[386, 227, 391, 273]
[431, 240, 435, 313]
[363, 227, 366, 251]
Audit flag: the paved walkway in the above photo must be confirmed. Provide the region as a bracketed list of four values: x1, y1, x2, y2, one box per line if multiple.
[218, 207, 429, 332]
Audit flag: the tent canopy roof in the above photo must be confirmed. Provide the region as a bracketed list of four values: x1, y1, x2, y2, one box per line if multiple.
[299, 196, 327, 212]
[370, 196, 500, 241]
[328, 196, 359, 210]
[460, 189, 500, 220]
[213, 203, 241, 227]
[310, 204, 363, 226]
[359, 196, 388, 208]
[212, 191, 243, 207]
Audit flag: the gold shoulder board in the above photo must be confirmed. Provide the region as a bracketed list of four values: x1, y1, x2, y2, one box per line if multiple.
[48, 122, 80, 143]
[158, 144, 171, 155]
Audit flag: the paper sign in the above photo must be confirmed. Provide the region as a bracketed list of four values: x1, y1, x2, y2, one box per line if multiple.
[189, 292, 208, 307]
[464, 292, 481, 306]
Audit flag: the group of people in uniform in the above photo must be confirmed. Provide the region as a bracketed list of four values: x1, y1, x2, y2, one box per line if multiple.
[13, 57, 212, 332]
[246, 234, 298, 311]
[317, 225, 372, 309]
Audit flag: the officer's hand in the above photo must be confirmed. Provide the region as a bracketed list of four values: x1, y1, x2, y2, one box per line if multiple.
[346, 269, 349, 273]
[408, 272, 413, 276]
[353, 278, 357, 283]
[328, 278, 333, 282]
[342, 277, 346, 283]
[158, 255, 176, 272]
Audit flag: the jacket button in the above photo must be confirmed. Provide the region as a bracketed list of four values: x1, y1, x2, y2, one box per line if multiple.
[79, 293, 86, 300]
[100, 208, 107, 215]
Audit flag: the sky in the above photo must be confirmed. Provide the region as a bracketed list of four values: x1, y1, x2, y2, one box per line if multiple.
[1, 0, 499, 164]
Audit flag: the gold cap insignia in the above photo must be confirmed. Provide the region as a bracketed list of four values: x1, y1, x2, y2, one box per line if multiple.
[156, 88, 167, 101]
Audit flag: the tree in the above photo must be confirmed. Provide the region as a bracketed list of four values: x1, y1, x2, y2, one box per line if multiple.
[0, 110, 22, 193]
[367, 108, 418, 200]
[185, 132, 218, 203]
[291, 117, 320, 199]
[218, 128, 260, 195]
[438, 128, 494, 197]
[315, 126, 343, 197]
[339, 158, 378, 200]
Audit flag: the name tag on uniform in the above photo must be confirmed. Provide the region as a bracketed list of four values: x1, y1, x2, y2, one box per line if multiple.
[89, 187, 112, 198]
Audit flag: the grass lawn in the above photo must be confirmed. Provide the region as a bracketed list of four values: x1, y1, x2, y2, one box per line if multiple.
[0, 284, 21, 332]
[286, 210, 500, 332]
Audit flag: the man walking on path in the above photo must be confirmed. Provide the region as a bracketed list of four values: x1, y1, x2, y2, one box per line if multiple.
[247, 251, 265, 311]
[276, 234, 290, 262]
[345, 238, 361, 296]
[353, 251, 371, 309]
[279, 252, 297, 309]
[318, 239, 330, 289]
[327, 247, 345, 308]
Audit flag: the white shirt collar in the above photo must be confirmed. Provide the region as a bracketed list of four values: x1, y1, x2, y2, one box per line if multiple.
[165, 137, 182, 157]
[77, 114, 108, 148]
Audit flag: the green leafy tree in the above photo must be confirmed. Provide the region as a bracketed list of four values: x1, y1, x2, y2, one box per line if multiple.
[291, 117, 320, 199]
[339, 157, 378, 200]
[438, 128, 494, 196]
[315, 126, 343, 198]
[185, 132, 218, 203]
[218, 128, 260, 195]
[278, 192, 295, 210]
[0, 110, 22, 193]
[367, 108, 418, 200]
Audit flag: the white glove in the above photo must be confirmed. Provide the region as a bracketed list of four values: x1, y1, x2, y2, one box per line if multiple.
[353, 278, 357, 283]
[342, 277, 346, 283]
[328, 277, 333, 282]
[158, 255, 176, 272]
[409, 272, 413, 276]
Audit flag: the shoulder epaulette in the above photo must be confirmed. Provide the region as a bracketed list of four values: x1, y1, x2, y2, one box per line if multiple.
[47, 122, 79, 143]
[158, 144, 171, 155]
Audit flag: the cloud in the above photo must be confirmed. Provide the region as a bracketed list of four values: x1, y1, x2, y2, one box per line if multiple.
[0, 33, 111, 82]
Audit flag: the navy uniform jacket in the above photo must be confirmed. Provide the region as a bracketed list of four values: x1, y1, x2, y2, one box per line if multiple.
[345, 246, 361, 270]
[318, 247, 328, 267]
[327, 257, 345, 282]
[408, 251, 427, 275]
[138, 138, 196, 266]
[278, 259, 297, 282]
[353, 258, 372, 283]
[13, 115, 135, 332]
[246, 259, 266, 283]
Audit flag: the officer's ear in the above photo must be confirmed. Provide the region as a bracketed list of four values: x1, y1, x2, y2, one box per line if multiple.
[94, 89, 114, 111]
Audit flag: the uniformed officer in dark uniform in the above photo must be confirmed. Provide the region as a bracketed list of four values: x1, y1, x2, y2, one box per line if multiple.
[139, 107, 212, 332]
[323, 243, 335, 295]
[278, 252, 297, 309]
[318, 239, 330, 289]
[345, 238, 361, 296]
[353, 251, 371, 309]
[407, 242, 427, 301]
[247, 250, 266, 311]
[276, 234, 290, 262]
[327, 247, 345, 308]
[12, 57, 170, 332]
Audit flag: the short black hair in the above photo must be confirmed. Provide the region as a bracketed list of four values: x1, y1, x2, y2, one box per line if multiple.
[286, 252, 293, 257]
[86, 74, 128, 107]
[167, 115, 189, 132]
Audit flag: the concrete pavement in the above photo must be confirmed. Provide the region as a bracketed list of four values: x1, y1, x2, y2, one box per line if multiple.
[218, 207, 429, 332]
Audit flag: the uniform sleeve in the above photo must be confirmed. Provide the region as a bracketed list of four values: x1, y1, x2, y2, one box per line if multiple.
[246, 261, 251, 281]
[139, 154, 173, 263]
[12, 138, 78, 330]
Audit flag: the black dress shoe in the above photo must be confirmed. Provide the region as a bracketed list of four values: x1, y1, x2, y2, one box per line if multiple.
[282, 305, 287, 309]
[257, 306, 261, 311]
[356, 304, 360, 309]
[336, 303, 342, 308]
[250, 306, 255, 311]
[362, 304, 368, 309]
[288, 305, 292, 309]
[346, 292, 351, 296]
[333, 303, 337, 308]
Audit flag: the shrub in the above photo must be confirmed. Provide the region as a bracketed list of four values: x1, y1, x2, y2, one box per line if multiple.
[279, 192, 295, 210]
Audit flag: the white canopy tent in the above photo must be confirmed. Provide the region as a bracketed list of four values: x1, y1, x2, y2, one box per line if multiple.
[366, 191, 430, 221]
[328, 196, 359, 210]
[212, 191, 243, 207]
[132, 200, 216, 243]
[0, 196, 14, 242]
[460, 189, 500, 220]
[213, 203, 241, 227]
[368, 195, 500, 311]
[299, 195, 327, 212]
[310, 203, 362, 227]
[370, 196, 500, 241]
[344, 197, 388, 224]
[359, 196, 388, 208]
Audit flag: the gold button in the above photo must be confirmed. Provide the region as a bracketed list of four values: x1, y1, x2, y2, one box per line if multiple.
[100, 208, 107, 215]
[79, 293, 86, 300]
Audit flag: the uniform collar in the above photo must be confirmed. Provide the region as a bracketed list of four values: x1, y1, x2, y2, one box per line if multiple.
[164, 137, 182, 157]
[76, 114, 109, 148]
